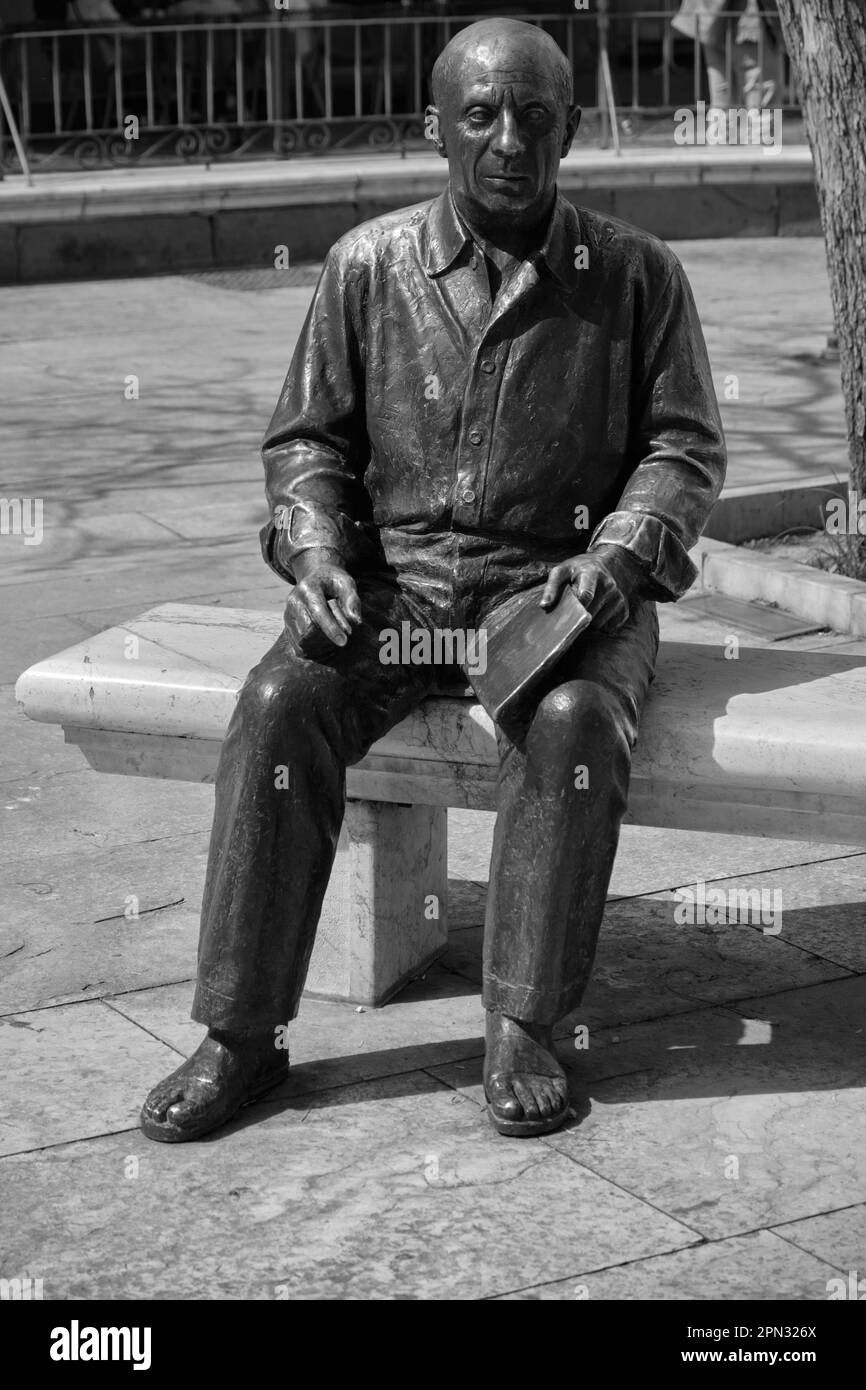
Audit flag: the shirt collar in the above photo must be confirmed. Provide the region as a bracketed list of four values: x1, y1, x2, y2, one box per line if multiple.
[422, 188, 583, 292]
[422, 189, 472, 276]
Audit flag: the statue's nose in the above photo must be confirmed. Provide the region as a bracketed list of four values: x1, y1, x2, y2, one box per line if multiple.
[490, 110, 523, 158]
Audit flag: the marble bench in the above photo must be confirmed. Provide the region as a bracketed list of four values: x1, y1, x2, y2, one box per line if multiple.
[15, 602, 866, 1005]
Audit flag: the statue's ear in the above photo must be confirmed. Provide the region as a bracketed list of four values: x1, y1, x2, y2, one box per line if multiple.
[424, 105, 445, 156]
[561, 104, 581, 157]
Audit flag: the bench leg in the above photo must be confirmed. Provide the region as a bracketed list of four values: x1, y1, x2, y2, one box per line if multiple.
[304, 800, 448, 1006]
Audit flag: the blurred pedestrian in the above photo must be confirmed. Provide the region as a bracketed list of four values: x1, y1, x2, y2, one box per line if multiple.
[673, 0, 784, 111]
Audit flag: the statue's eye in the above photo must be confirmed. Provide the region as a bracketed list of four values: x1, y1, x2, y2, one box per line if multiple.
[466, 107, 493, 125]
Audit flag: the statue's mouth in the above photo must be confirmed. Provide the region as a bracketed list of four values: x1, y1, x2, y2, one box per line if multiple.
[482, 173, 531, 189]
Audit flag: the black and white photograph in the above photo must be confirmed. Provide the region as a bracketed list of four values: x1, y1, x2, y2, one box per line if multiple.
[1, 0, 864, 1341]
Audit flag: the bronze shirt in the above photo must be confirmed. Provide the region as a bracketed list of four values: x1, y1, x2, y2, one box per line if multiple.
[260, 189, 726, 602]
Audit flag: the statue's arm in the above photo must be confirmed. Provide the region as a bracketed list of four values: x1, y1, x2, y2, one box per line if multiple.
[587, 255, 727, 602]
[259, 246, 367, 584]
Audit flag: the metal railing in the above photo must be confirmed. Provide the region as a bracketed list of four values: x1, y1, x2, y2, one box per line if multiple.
[0, 7, 793, 173]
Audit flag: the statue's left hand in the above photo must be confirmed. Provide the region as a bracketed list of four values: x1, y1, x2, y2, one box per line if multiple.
[540, 547, 648, 633]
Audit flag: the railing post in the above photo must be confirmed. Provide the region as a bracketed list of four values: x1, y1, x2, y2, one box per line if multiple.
[0, 68, 33, 184]
[273, 21, 283, 152]
[596, 2, 605, 143]
[596, 0, 620, 155]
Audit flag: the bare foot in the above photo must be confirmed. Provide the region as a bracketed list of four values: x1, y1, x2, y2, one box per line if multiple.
[140, 1030, 288, 1143]
[484, 1011, 569, 1136]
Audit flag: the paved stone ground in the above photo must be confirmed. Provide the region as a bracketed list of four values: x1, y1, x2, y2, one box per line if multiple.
[1, 242, 865, 1301]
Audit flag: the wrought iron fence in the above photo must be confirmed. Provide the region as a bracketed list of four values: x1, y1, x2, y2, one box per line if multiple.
[0, 7, 793, 173]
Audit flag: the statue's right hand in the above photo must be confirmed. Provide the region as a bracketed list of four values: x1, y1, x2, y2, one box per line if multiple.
[284, 556, 362, 651]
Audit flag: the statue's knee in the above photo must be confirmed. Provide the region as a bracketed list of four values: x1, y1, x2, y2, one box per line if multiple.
[534, 681, 622, 753]
[238, 657, 321, 734]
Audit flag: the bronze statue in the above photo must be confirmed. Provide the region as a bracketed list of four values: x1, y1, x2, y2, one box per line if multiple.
[141, 17, 726, 1142]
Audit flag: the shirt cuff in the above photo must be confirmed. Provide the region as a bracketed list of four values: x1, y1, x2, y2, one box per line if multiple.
[259, 502, 350, 582]
[588, 511, 698, 600]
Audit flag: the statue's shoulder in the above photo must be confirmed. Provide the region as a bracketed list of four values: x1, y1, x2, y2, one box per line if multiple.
[576, 205, 682, 284]
[326, 199, 435, 277]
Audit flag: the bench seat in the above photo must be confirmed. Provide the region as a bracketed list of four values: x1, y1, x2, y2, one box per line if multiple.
[15, 602, 866, 1004]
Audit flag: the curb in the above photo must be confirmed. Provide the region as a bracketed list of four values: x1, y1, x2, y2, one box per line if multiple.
[0, 147, 815, 225]
[703, 476, 845, 545]
[694, 536, 866, 638]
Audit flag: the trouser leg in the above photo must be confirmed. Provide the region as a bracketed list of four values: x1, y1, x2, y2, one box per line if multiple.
[734, 39, 772, 108]
[482, 596, 659, 1026]
[192, 576, 438, 1034]
[703, 41, 731, 110]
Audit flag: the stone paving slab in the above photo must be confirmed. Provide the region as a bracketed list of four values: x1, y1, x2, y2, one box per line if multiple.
[642, 859, 866, 975]
[597, 897, 851, 1010]
[830, 640, 866, 655]
[730, 972, 866, 1045]
[574, 975, 866, 1085]
[0, 1070, 699, 1301]
[0, 836, 206, 1015]
[1, 766, 214, 859]
[0, 998, 182, 1157]
[493, 1229, 841, 1301]
[0, 543, 276, 616]
[0, 686, 83, 782]
[772, 1204, 866, 1277]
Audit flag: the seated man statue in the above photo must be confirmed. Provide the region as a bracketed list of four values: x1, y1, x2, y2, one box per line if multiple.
[141, 17, 726, 1143]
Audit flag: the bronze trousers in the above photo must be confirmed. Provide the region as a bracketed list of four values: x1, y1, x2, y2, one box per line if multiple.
[192, 557, 659, 1032]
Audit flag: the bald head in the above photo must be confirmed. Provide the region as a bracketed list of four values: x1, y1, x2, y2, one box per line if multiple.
[431, 19, 573, 112]
[425, 16, 580, 248]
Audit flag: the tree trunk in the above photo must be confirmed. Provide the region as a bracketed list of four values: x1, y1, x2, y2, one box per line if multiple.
[775, 0, 866, 558]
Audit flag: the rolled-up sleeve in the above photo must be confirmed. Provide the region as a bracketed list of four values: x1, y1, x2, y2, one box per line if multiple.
[260, 247, 367, 581]
[589, 257, 727, 600]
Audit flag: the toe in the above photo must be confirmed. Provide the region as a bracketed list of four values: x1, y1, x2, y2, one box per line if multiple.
[544, 1077, 569, 1122]
[532, 1081, 554, 1120]
[165, 1078, 221, 1125]
[141, 1082, 184, 1123]
[545, 1078, 566, 1118]
[165, 1096, 203, 1127]
[512, 1079, 540, 1122]
[486, 1075, 522, 1120]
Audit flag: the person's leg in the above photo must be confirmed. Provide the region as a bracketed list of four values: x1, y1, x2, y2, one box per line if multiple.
[734, 38, 765, 110]
[702, 40, 731, 111]
[481, 595, 659, 1134]
[141, 574, 438, 1141]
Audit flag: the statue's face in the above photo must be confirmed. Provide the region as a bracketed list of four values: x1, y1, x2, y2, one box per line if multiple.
[433, 36, 578, 233]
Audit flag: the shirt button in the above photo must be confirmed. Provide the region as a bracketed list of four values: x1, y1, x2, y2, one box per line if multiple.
[468, 429, 483, 445]
[461, 488, 476, 503]
[480, 360, 496, 374]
